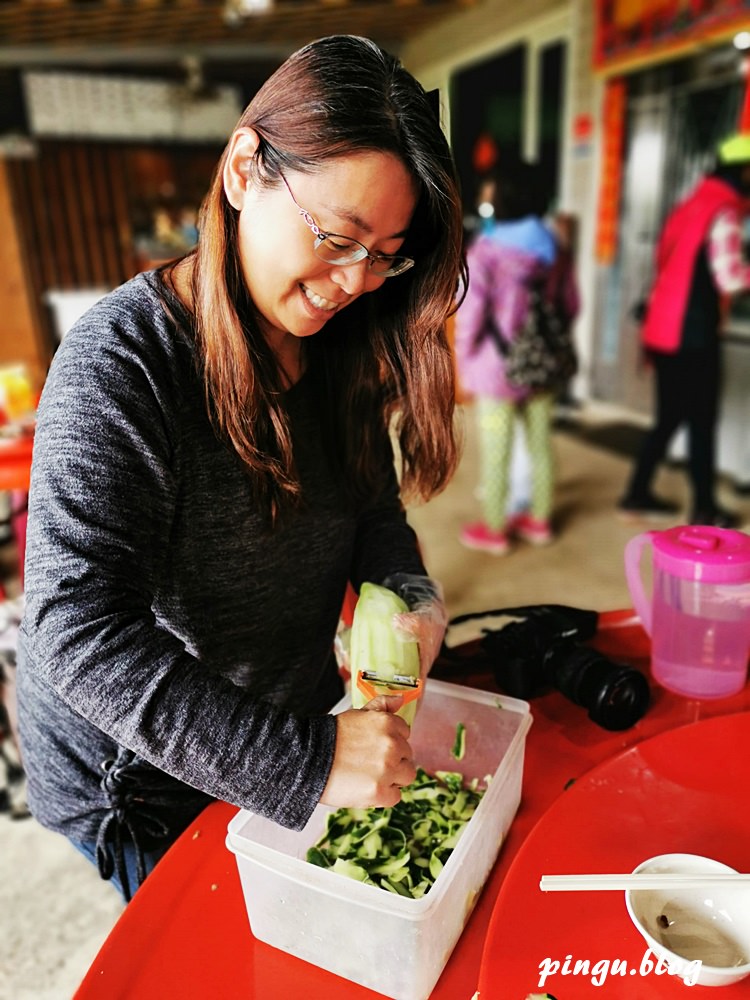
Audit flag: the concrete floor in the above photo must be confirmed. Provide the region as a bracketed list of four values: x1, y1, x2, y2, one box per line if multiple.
[1, 400, 747, 1000]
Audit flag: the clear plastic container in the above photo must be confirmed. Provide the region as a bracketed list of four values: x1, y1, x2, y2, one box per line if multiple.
[226, 678, 531, 1000]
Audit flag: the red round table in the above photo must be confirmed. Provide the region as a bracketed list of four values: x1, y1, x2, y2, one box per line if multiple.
[479, 711, 750, 998]
[73, 610, 750, 999]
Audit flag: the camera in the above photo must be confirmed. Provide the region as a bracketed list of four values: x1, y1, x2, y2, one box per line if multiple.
[447, 604, 650, 732]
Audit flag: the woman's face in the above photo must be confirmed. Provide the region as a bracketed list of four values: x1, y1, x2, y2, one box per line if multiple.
[228, 145, 418, 348]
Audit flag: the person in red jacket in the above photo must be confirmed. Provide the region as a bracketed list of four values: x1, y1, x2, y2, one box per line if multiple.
[619, 133, 750, 527]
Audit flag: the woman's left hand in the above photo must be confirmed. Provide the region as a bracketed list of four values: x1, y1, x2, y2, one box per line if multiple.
[384, 573, 448, 683]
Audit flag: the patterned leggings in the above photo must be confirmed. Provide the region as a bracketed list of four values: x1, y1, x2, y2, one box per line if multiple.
[476, 393, 555, 531]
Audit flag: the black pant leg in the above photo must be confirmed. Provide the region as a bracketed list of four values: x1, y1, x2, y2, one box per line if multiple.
[684, 345, 721, 513]
[625, 353, 688, 500]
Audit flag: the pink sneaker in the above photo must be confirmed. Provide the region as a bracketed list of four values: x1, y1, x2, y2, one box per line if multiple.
[511, 513, 553, 546]
[459, 522, 510, 555]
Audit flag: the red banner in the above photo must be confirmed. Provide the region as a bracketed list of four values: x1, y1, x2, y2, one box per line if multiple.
[595, 78, 627, 264]
[594, 0, 750, 73]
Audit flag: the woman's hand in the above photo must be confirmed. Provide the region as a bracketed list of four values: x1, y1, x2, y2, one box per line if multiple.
[320, 696, 416, 809]
[392, 606, 447, 685]
[384, 573, 448, 684]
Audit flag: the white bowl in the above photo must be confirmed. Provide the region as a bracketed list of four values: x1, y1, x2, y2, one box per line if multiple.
[625, 853, 750, 987]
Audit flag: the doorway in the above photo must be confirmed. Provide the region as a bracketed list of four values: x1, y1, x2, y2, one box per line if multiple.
[591, 54, 743, 414]
[449, 38, 568, 231]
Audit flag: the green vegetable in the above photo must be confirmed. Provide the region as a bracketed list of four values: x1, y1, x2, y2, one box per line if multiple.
[307, 768, 485, 898]
[349, 582, 421, 726]
[451, 722, 466, 760]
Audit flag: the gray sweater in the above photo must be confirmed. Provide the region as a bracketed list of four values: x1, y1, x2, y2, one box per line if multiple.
[18, 271, 425, 853]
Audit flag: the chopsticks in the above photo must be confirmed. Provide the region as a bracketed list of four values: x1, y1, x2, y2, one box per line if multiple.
[540, 873, 750, 892]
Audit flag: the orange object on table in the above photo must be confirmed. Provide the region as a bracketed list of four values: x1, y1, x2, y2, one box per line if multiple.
[0, 435, 33, 492]
[0, 434, 32, 589]
[73, 610, 750, 999]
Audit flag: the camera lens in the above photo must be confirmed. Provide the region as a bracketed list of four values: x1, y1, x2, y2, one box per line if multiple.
[548, 646, 650, 731]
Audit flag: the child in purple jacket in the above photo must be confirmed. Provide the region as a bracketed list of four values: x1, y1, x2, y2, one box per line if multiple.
[455, 161, 580, 554]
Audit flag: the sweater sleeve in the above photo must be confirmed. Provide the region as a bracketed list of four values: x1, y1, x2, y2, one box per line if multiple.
[707, 208, 750, 296]
[21, 303, 336, 832]
[348, 463, 426, 593]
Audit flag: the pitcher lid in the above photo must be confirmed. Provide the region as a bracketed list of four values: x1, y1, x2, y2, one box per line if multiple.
[652, 525, 750, 582]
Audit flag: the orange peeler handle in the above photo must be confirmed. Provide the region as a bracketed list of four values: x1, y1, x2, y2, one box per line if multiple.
[356, 671, 423, 706]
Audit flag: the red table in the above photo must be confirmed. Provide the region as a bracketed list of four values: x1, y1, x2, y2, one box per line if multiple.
[480, 711, 750, 998]
[73, 610, 750, 999]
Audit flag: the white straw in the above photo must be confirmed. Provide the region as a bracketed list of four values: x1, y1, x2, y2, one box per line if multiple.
[540, 873, 750, 892]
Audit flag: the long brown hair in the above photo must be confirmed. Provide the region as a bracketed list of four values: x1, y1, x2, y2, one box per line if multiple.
[172, 35, 466, 519]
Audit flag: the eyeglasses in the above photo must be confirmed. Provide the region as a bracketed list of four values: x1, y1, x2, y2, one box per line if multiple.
[279, 170, 415, 278]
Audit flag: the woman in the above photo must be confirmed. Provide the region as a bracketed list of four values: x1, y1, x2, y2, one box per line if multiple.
[17, 36, 466, 901]
[618, 133, 750, 528]
[455, 160, 579, 554]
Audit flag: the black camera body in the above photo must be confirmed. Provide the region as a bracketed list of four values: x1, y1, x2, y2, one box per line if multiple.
[449, 604, 650, 732]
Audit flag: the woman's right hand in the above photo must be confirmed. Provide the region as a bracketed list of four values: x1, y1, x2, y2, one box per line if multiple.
[320, 696, 416, 809]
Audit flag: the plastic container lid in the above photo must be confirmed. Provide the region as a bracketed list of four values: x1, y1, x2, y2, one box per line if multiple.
[651, 526, 750, 582]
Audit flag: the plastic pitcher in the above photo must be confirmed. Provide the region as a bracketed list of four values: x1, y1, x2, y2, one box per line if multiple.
[625, 526, 750, 699]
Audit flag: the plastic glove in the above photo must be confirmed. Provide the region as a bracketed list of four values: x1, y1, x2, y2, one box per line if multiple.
[382, 572, 448, 684]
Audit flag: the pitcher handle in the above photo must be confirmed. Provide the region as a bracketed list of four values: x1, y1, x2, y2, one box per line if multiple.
[624, 532, 654, 635]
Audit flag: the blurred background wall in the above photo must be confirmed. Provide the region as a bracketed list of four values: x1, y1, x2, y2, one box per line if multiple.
[0, 0, 749, 482]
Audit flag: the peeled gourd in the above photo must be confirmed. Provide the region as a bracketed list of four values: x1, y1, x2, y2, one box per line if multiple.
[350, 582, 421, 726]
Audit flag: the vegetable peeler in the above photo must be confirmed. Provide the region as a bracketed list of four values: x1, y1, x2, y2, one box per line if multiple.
[356, 670, 423, 707]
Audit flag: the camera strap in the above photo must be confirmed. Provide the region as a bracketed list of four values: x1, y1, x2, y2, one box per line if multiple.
[441, 603, 600, 662]
[447, 603, 599, 636]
